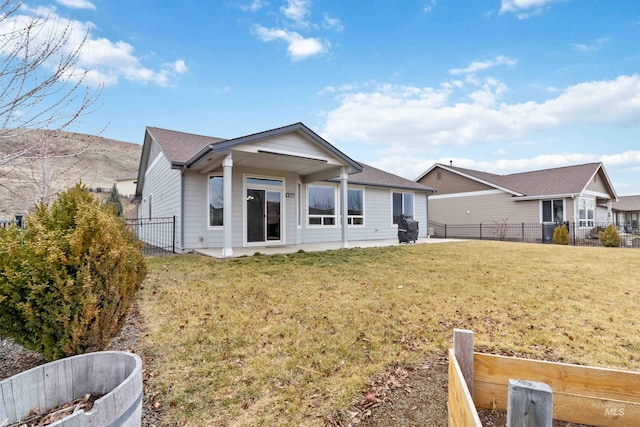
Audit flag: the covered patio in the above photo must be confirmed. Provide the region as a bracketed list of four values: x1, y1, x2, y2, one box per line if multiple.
[193, 237, 460, 258]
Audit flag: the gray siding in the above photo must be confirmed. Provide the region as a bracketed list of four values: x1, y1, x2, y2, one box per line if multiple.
[140, 149, 182, 249]
[301, 184, 429, 243]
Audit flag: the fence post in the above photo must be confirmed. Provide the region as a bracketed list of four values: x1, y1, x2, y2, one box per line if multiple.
[172, 216, 176, 253]
[445, 224, 447, 238]
[453, 329, 474, 398]
[507, 379, 553, 427]
[479, 223, 482, 240]
[521, 223, 525, 241]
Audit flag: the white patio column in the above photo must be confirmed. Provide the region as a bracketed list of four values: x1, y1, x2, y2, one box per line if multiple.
[222, 155, 233, 257]
[607, 200, 612, 223]
[340, 168, 349, 248]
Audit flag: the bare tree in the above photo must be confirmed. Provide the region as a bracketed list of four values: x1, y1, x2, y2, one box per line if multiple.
[0, 0, 102, 206]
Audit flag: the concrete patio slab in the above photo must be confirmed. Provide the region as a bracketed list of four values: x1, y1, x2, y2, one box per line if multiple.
[193, 237, 461, 258]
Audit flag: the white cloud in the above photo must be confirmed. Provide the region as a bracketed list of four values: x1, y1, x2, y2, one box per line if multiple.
[423, 0, 437, 13]
[173, 60, 188, 74]
[281, 0, 311, 26]
[321, 74, 640, 153]
[322, 13, 344, 32]
[55, 0, 96, 10]
[241, 0, 267, 12]
[449, 55, 517, 75]
[254, 25, 327, 60]
[0, 6, 186, 88]
[499, 0, 563, 19]
[570, 37, 609, 52]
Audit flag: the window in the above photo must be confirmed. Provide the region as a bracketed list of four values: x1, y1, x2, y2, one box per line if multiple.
[542, 199, 563, 223]
[578, 198, 594, 227]
[209, 176, 223, 227]
[308, 185, 335, 226]
[392, 192, 414, 224]
[347, 188, 364, 225]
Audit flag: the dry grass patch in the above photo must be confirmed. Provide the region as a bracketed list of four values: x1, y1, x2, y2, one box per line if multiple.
[138, 241, 640, 426]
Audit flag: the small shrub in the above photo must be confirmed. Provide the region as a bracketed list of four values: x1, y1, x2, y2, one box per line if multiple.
[552, 224, 569, 245]
[0, 183, 147, 360]
[599, 224, 621, 247]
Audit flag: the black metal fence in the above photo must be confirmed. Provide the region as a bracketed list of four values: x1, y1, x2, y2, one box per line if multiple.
[429, 221, 640, 248]
[125, 216, 176, 256]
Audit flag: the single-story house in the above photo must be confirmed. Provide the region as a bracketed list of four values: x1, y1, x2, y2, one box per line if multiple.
[611, 195, 640, 233]
[114, 173, 138, 197]
[134, 122, 436, 256]
[415, 162, 618, 228]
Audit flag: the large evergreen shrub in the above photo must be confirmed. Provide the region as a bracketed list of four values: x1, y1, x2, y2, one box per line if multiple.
[0, 183, 147, 360]
[552, 224, 569, 245]
[599, 224, 621, 247]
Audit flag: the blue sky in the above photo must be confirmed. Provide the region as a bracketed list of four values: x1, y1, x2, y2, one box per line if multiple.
[12, 0, 640, 194]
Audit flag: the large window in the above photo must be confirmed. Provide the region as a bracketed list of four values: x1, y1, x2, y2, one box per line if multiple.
[308, 185, 335, 226]
[348, 188, 364, 225]
[578, 197, 595, 227]
[209, 176, 223, 227]
[392, 192, 414, 224]
[542, 199, 563, 223]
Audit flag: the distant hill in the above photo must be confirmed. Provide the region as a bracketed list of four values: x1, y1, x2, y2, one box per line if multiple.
[0, 130, 142, 219]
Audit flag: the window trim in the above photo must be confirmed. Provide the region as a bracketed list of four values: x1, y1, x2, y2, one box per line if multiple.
[541, 199, 565, 223]
[207, 174, 224, 229]
[307, 183, 337, 227]
[577, 197, 595, 228]
[391, 191, 415, 225]
[347, 187, 365, 227]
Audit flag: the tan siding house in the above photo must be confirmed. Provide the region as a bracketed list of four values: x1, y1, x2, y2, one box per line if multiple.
[417, 162, 618, 231]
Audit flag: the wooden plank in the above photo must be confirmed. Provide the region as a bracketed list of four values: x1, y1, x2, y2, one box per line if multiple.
[448, 348, 482, 427]
[476, 380, 640, 426]
[453, 329, 474, 398]
[507, 379, 552, 427]
[475, 353, 640, 402]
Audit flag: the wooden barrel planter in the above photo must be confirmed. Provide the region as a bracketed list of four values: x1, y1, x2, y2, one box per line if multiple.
[0, 351, 143, 427]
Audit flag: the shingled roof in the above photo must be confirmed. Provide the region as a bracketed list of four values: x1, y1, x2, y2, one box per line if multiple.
[146, 126, 225, 164]
[140, 124, 430, 193]
[612, 195, 640, 212]
[330, 163, 436, 192]
[443, 162, 611, 197]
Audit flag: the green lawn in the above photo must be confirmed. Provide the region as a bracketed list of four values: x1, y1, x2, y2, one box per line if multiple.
[137, 240, 640, 426]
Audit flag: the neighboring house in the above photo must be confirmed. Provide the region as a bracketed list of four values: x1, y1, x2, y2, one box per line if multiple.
[416, 162, 618, 228]
[134, 122, 435, 256]
[114, 173, 138, 197]
[611, 195, 640, 233]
